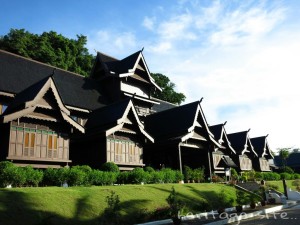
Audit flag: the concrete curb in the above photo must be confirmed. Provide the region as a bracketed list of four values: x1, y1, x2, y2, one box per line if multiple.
[203, 201, 298, 225]
[136, 219, 172, 225]
[136, 201, 299, 225]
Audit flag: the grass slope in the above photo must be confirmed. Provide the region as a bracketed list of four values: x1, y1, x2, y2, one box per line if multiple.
[0, 183, 236, 225]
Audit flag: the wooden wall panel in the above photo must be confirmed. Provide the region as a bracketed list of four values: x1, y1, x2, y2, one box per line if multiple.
[35, 133, 41, 158]
[16, 131, 23, 156]
[41, 134, 47, 158]
[9, 129, 16, 156]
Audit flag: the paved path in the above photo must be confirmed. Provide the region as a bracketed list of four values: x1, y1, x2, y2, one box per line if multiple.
[230, 204, 300, 225]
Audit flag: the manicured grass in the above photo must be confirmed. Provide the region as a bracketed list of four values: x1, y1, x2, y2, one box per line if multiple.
[266, 180, 297, 193]
[0, 183, 236, 225]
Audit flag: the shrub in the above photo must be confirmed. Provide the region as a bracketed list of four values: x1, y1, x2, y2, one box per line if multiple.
[292, 179, 300, 191]
[212, 174, 224, 183]
[261, 172, 281, 181]
[192, 168, 205, 183]
[101, 162, 120, 173]
[71, 165, 93, 185]
[11, 167, 26, 187]
[235, 190, 249, 206]
[56, 167, 70, 185]
[43, 168, 59, 186]
[280, 172, 292, 180]
[166, 187, 184, 219]
[68, 167, 87, 186]
[149, 171, 164, 184]
[129, 168, 150, 184]
[174, 170, 184, 182]
[254, 172, 263, 180]
[23, 166, 43, 187]
[161, 168, 176, 183]
[230, 168, 239, 181]
[293, 173, 300, 179]
[144, 166, 155, 173]
[183, 165, 193, 182]
[216, 188, 234, 211]
[117, 172, 129, 184]
[101, 191, 121, 224]
[0, 161, 17, 187]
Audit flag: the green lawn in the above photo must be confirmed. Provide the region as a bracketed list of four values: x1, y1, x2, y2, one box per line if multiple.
[0, 183, 236, 225]
[266, 180, 297, 193]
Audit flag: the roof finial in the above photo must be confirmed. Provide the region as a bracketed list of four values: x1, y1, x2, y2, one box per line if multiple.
[141, 47, 144, 52]
[266, 134, 269, 137]
[199, 97, 204, 103]
[223, 121, 227, 125]
[247, 128, 251, 132]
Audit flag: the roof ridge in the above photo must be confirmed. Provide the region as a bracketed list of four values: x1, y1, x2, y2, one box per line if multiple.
[97, 51, 119, 61]
[0, 49, 86, 78]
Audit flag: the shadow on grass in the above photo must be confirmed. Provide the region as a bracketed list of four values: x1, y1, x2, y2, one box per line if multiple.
[0, 189, 151, 225]
[148, 184, 232, 212]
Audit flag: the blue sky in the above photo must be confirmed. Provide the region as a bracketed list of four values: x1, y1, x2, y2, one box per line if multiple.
[2, 0, 300, 151]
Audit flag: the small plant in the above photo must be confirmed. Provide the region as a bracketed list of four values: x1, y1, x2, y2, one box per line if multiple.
[231, 168, 239, 181]
[292, 179, 300, 191]
[166, 187, 183, 225]
[216, 188, 234, 214]
[101, 191, 121, 225]
[265, 182, 279, 191]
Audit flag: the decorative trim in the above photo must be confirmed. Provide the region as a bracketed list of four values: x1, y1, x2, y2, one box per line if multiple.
[66, 105, 90, 113]
[0, 91, 15, 97]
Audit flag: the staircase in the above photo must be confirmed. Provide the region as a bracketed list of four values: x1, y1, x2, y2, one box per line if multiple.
[236, 181, 261, 192]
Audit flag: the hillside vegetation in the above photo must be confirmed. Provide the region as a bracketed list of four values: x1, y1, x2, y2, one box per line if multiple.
[0, 183, 236, 225]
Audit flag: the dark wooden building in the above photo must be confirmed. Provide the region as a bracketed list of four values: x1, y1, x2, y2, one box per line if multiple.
[227, 130, 258, 172]
[250, 136, 273, 172]
[0, 49, 157, 170]
[209, 123, 237, 175]
[0, 49, 274, 173]
[71, 98, 154, 170]
[143, 100, 222, 177]
[90, 50, 161, 117]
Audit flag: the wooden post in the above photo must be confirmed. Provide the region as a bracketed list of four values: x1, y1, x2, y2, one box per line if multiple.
[178, 143, 182, 174]
[283, 179, 288, 199]
[208, 149, 212, 181]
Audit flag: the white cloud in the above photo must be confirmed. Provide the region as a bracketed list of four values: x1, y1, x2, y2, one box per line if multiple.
[87, 30, 138, 58]
[143, 17, 155, 30]
[143, 0, 300, 150]
[158, 13, 196, 41]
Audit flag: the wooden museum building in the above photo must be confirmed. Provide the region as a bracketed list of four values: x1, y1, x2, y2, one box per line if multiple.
[0, 49, 273, 177]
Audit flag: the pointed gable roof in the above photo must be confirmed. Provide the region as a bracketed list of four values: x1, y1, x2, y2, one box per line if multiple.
[0, 50, 105, 110]
[209, 123, 236, 154]
[251, 136, 274, 159]
[91, 50, 161, 91]
[1, 77, 84, 133]
[85, 98, 154, 142]
[227, 130, 258, 156]
[144, 100, 220, 146]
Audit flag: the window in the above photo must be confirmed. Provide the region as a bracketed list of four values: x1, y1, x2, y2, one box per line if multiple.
[115, 141, 122, 162]
[48, 134, 58, 158]
[24, 132, 35, 157]
[0, 104, 7, 115]
[129, 144, 136, 162]
[71, 115, 78, 122]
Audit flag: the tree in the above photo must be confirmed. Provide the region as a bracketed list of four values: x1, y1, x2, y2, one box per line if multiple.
[0, 29, 94, 76]
[279, 148, 290, 169]
[151, 73, 186, 105]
